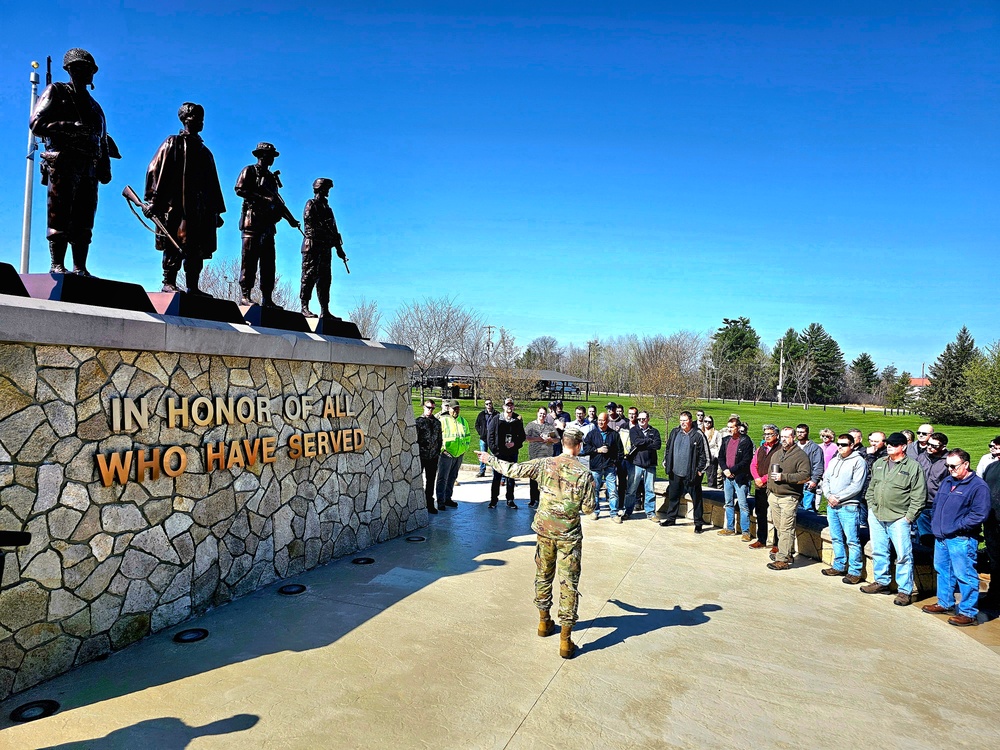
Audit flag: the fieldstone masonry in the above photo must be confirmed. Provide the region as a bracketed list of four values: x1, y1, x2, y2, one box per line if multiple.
[0, 296, 423, 701]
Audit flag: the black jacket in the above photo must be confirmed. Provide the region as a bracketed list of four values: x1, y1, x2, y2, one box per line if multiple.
[475, 409, 497, 441]
[488, 413, 526, 461]
[583, 427, 621, 472]
[718, 434, 755, 483]
[414, 415, 442, 461]
[628, 425, 662, 469]
[662, 426, 709, 477]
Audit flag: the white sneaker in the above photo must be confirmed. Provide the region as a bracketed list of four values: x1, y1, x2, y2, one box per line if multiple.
[592, 511, 599, 520]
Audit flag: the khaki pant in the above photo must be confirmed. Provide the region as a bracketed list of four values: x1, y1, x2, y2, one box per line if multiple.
[768, 492, 799, 563]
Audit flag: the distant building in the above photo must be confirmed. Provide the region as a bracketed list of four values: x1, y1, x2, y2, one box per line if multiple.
[420, 364, 589, 400]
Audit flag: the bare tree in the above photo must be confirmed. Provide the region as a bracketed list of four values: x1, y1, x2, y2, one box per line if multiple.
[348, 296, 382, 340]
[454, 311, 490, 405]
[630, 332, 706, 423]
[198, 255, 294, 308]
[385, 296, 468, 401]
[485, 327, 538, 403]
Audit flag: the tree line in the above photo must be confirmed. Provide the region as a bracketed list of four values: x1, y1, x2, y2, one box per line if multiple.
[357, 299, 999, 427]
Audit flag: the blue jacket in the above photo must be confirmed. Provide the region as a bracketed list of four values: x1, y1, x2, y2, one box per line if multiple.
[931, 471, 991, 539]
[584, 427, 620, 472]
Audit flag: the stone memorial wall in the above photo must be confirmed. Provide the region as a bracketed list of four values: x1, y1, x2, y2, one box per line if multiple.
[0, 296, 423, 700]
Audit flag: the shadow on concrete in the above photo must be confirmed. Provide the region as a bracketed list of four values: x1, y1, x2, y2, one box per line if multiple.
[579, 599, 722, 653]
[39, 713, 259, 749]
[0, 502, 534, 729]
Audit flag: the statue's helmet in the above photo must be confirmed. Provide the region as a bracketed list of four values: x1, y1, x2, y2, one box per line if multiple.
[62, 48, 98, 73]
[313, 178, 334, 191]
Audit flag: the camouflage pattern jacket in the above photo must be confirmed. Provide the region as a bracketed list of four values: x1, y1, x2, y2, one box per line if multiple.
[483, 454, 596, 542]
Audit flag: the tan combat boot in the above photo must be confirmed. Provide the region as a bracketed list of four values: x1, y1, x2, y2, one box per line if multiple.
[538, 609, 555, 637]
[559, 624, 576, 658]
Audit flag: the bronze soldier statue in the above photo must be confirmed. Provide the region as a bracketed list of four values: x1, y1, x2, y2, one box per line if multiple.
[234, 142, 300, 308]
[299, 177, 347, 318]
[29, 48, 119, 276]
[144, 103, 226, 295]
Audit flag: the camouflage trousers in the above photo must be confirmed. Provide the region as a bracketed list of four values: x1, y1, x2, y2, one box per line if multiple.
[535, 536, 582, 626]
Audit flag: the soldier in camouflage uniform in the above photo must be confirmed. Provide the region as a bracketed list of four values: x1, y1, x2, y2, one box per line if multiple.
[477, 428, 596, 658]
[300, 177, 346, 318]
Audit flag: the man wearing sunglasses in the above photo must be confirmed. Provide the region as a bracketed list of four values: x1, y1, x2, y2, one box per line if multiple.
[921, 449, 990, 626]
[415, 399, 443, 515]
[915, 433, 950, 546]
[975, 436, 1000, 477]
[906, 423, 934, 459]
[820, 434, 869, 584]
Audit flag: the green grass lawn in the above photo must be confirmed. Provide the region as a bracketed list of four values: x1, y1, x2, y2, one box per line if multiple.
[413, 395, 1000, 479]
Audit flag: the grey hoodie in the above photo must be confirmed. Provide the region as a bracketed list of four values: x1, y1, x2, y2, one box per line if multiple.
[821, 450, 868, 505]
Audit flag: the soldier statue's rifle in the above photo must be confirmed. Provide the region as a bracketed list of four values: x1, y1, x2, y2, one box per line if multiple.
[267, 170, 303, 235]
[122, 185, 184, 254]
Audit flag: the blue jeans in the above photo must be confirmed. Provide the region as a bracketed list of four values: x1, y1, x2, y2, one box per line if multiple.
[435, 453, 463, 506]
[629, 466, 656, 516]
[592, 467, 618, 515]
[868, 512, 913, 594]
[915, 504, 934, 544]
[934, 536, 980, 617]
[827, 503, 863, 576]
[723, 477, 751, 533]
[478, 439, 488, 473]
[801, 485, 818, 511]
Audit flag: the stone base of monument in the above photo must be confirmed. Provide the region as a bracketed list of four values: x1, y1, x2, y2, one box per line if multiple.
[239, 304, 311, 333]
[21, 273, 156, 313]
[0, 263, 29, 297]
[148, 292, 246, 324]
[308, 314, 363, 339]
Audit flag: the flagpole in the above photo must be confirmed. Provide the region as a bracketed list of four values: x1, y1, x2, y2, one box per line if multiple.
[21, 61, 41, 274]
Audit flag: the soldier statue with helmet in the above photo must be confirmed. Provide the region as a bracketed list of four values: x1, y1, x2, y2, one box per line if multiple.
[29, 48, 120, 276]
[299, 177, 347, 318]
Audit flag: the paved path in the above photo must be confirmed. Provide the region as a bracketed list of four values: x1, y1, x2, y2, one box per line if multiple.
[3, 469, 999, 748]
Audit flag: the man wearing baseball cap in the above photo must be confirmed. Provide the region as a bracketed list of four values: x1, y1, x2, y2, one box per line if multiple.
[861, 432, 927, 606]
[436, 400, 471, 510]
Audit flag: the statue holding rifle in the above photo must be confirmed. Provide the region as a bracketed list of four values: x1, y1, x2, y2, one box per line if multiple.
[299, 177, 349, 318]
[234, 142, 300, 308]
[29, 48, 120, 276]
[143, 102, 225, 295]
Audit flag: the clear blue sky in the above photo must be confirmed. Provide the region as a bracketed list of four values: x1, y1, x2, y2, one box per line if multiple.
[1, 2, 997, 375]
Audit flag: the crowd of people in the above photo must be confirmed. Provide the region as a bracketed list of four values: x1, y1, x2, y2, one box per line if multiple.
[414, 397, 1000, 628]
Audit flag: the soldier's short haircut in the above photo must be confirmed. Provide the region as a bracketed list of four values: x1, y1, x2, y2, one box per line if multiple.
[562, 430, 584, 449]
[177, 102, 204, 122]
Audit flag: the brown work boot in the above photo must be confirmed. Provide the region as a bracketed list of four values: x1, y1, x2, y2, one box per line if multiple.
[538, 610, 555, 637]
[559, 625, 576, 658]
[748, 540, 765, 549]
[893, 592, 912, 607]
[921, 603, 952, 614]
[842, 574, 863, 585]
[717, 529, 736, 536]
[860, 582, 892, 595]
[948, 614, 978, 627]
[821, 567, 847, 577]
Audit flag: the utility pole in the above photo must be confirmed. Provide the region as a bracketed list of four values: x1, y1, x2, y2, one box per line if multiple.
[21, 61, 41, 274]
[586, 339, 598, 401]
[776, 338, 785, 404]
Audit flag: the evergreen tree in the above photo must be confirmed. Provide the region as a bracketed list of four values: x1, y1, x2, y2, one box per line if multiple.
[886, 370, 913, 409]
[771, 328, 806, 401]
[850, 352, 880, 392]
[965, 340, 1000, 423]
[798, 323, 847, 403]
[709, 317, 763, 398]
[918, 327, 981, 424]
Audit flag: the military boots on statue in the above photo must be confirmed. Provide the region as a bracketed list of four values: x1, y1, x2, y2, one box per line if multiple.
[300, 297, 318, 318]
[162, 269, 182, 293]
[186, 271, 211, 297]
[48, 240, 68, 274]
[71, 244, 93, 277]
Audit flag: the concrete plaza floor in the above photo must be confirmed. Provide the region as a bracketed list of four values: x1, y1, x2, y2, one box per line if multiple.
[2, 468, 1000, 749]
